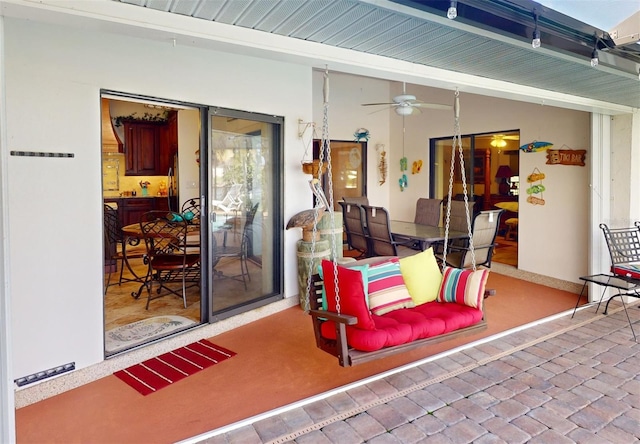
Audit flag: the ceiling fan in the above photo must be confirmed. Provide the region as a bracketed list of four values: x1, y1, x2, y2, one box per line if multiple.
[490, 133, 519, 148]
[361, 83, 452, 116]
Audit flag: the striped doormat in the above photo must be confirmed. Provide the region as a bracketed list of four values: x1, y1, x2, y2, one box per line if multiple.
[114, 339, 236, 395]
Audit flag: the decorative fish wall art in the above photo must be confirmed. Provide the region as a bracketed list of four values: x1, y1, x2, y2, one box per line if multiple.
[520, 141, 553, 152]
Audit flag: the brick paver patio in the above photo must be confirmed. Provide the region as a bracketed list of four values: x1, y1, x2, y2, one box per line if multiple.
[196, 300, 639, 444]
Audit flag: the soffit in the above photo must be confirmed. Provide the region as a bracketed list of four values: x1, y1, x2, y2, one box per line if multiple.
[114, 0, 639, 110]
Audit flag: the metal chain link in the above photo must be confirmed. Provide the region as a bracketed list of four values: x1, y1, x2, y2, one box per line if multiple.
[302, 67, 341, 313]
[442, 90, 476, 272]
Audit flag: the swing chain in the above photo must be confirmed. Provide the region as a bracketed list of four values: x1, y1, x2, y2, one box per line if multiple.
[442, 89, 476, 272]
[302, 67, 340, 313]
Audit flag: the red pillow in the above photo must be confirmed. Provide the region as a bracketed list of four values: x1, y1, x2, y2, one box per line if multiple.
[321, 260, 375, 330]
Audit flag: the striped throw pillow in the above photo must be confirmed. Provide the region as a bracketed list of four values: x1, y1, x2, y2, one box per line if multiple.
[437, 267, 489, 309]
[368, 258, 414, 316]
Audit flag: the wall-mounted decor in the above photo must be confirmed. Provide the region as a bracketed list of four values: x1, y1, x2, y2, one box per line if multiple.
[412, 159, 423, 174]
[377, 144, 387, 186]
[354, 128, 370, 142]
[520, 141, 553, 152]
[526, 167, 545, 205]
[399, 174, 408, 191]
[546, 149, 586, 166]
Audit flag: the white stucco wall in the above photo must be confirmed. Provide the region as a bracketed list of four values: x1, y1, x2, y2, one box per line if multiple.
[5, 18, 311, 379]
[314, 74, 591, 283]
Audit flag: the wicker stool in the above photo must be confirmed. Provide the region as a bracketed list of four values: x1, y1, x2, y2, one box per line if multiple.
[505, 218, 518, 240]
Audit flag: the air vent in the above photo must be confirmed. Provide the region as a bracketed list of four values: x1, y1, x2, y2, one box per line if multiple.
[14, 362, 75, 387]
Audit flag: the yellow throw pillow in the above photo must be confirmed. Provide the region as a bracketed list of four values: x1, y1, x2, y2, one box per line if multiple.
[399, 248, 443, 305]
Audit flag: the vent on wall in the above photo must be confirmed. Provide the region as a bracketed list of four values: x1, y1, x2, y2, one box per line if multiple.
[14, 362, 75, 387]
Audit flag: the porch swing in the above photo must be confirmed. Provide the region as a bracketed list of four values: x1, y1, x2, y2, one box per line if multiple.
[306, 80, 488, 367]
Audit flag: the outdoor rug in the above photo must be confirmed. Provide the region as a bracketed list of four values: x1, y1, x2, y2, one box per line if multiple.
[114, 339, 236, 395]
[105, 315, 197, 353]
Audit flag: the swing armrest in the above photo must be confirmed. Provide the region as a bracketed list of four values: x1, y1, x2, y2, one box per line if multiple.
[309, 309, 358, 325]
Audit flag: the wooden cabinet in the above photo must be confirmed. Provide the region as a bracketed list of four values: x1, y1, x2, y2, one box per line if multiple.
[121, 198, 155, 226]
[122, 113, 178, 176]
[123, 121, 163, 176]
[104, 197, 172, 227]
[159, 111, 178, 174]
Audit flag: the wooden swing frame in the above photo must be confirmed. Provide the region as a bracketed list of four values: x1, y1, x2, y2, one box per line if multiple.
[306, 82, 486, 367]
[308, 260, 487, 367]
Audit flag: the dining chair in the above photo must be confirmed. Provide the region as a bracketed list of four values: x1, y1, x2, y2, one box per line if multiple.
[213, 202, 259, 289]
[181, 197, 201, 250]
[103, 203, 146, 294]
[437, 209, 504, 269]
[342, 195, 369, 206]
[361, 205, 414, 258]
[181, 197, 201, 221]
[414, 198, 443, 227]
[338, 201, 369, 258]
[139, 211, 201, 309]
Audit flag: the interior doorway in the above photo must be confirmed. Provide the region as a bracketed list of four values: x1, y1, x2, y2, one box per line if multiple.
[100, 92, 203, 356]
[430, 130, 519, 267]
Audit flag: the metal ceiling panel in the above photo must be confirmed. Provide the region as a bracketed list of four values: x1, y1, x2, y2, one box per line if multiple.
[234, 1, 280, 28]
[116, 0, 640, 109]
[191, 0, 229, 21]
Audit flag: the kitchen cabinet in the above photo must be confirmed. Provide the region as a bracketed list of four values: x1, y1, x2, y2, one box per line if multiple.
[104, 197, 166, 227]
[123, 121, 163, 176]
[159, 111, 179, 174]
[122, 112, 178, 176]
[121, 198, 155, 226]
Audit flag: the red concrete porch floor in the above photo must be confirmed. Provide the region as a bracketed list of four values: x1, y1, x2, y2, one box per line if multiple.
[16, 272, 591, 443]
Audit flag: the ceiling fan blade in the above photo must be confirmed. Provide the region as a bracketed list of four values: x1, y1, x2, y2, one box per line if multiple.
[411, 103, 453, 110]
[361, 102, 396, 106]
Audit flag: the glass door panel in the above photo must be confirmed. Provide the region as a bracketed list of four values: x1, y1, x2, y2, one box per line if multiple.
[208, 110, 282, 318]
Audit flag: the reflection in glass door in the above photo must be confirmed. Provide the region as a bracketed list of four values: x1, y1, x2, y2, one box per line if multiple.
[208, 110, 283, 319]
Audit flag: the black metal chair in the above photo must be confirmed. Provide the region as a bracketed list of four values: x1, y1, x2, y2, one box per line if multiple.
[339, 201, 369, 258]
[213, 202, 259, 289]
[138, 211, 200, 309]
[361, 205, 414, 257]
[103, 203, 146, 293]
[181, 197, 201, 249]
[181, 197, 201, 222]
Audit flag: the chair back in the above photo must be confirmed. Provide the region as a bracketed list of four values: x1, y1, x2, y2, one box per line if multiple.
[181, 198, 201, 221]
[104, 203, 123, 242]
[362, 205, 397, 256]
[222, 184, 243, 206]
[241, 202, 260, 251]
[444, 200, 474, 233]
[339, 201, 368, 256]
[103, 204, 121, 267]
[342, 195, 369, 206]
[139, 211, 189, 262]
[601, 223, 640, 269]
[414, 198, 442, 226]
[462, 209, 504, 268]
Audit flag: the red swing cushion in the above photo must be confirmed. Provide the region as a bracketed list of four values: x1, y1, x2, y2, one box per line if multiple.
[321, 260, 375, 331]
[319, 300, 482, 352]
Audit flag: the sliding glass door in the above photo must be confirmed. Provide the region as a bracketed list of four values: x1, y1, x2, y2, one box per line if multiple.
[207, 109, 283, 320]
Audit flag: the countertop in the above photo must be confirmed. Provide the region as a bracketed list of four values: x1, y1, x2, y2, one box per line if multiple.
[104, 195, 166, 200]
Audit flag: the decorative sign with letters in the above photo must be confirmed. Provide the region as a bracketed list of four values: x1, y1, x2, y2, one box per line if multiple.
[546, 149, 586, 166]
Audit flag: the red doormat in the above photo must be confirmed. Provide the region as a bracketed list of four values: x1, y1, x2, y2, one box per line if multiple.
[114, 339, 236, 395]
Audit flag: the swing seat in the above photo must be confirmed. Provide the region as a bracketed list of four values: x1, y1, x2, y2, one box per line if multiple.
[308, 256, 487, 367]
